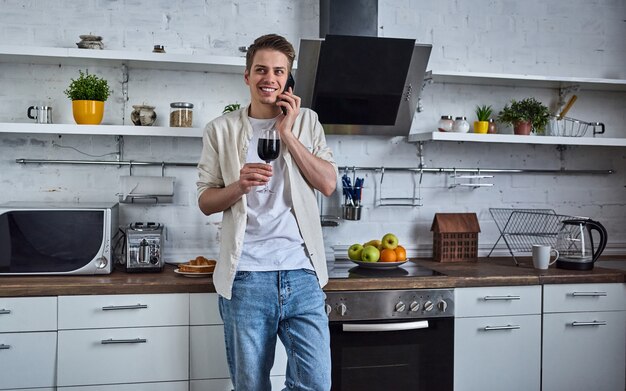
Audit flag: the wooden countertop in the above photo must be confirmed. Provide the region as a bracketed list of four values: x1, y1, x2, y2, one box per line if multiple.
[0, 257, 624, 297]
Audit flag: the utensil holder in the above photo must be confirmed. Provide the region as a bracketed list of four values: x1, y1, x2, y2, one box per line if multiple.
[342, 205, 362, 221]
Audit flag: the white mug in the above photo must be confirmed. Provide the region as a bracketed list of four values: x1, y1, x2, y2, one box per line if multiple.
[532, 245, 559, 270]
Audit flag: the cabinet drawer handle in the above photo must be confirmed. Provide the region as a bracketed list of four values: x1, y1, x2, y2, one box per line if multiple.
[0, 344, 11, 350]
[101, 304, 148, 311]
[483, 295, 521, 301]
[0, 309, 11, 315]
[571, 292, 607, 297]
[571, 320, 607, 327]
[484, 325, 521, 331]
[101, 338, 147, 344]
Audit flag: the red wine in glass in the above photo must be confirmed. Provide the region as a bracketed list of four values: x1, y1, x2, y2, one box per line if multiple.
[257, 128, 280, 193]
[258, 138, 280, 163]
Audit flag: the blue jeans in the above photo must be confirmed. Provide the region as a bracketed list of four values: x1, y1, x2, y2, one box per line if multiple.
[219, 269, 331, 391]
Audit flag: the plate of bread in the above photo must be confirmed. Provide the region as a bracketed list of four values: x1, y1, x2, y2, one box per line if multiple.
[175, 256, 216, 277]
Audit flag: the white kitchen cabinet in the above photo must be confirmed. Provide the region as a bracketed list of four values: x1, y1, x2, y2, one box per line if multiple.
[454, 285, 542, 391]
[190, 293, 288, 389]
[542, 283, 626, 391]
[57, 293, 189, 388]
[58, 293, 189, 329]
[0, 297, 57, 390]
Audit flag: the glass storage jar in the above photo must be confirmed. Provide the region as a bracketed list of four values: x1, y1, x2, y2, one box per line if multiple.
[169, 102, 194, 127]
[453, 116, 470, 133]
[438, 115, 454, 132]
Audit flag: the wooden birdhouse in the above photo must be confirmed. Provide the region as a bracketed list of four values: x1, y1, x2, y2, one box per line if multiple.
[431, 213, 481, 262]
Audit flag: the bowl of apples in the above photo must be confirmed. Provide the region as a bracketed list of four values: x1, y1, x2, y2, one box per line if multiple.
[347, 233, 408, 269]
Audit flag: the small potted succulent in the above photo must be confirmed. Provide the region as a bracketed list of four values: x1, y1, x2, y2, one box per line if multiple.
[473, 105, 493, 134]
[64, 70, 112, 125]
[497, 97, 550, 135]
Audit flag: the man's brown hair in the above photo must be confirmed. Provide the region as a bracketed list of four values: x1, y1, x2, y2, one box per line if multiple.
[245, 34, 296, 72]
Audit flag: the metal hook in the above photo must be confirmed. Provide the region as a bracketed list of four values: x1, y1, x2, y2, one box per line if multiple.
[379, 166, 385, 184]
[161, 162, 166, 177]
[129, 160, 133, 176]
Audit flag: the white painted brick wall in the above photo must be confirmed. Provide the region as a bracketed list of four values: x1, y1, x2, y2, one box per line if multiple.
[0, 0, 625, 260]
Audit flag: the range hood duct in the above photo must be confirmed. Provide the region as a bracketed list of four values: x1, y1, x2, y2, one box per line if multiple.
[295, 1, 432, 136]
[319, 0, 378, 37]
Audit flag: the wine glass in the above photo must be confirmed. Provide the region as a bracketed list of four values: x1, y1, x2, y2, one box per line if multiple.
[257, 127, 280, 193]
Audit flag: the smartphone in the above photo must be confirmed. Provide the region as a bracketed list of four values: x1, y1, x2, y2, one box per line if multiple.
[280, 73, 296, 115]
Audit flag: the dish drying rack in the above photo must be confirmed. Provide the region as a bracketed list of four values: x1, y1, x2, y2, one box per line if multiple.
[487, 208, 581, 265]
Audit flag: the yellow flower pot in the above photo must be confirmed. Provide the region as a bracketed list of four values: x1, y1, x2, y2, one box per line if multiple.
[473, 121, 489, 134]
[72, 100, 104, 125]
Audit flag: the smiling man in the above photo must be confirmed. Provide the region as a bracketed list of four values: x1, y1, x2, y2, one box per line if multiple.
[197, 34, 337, 391]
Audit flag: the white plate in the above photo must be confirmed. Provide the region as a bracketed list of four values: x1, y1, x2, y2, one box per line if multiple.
[350, 259, 408, 269]
[174, 268, 213, 277]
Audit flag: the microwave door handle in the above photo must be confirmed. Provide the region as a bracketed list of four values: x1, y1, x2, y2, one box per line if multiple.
[343, 320, 429, 332]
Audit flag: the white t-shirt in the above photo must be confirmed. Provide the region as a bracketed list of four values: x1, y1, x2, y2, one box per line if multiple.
[237, 116, 312, 271]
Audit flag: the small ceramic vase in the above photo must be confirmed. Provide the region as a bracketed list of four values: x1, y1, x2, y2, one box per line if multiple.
[131, 105, 157, 126]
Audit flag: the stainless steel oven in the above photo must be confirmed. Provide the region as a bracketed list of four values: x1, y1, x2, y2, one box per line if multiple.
[325, 288, 454, 391]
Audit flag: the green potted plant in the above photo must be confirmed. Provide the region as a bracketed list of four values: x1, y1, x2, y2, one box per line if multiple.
[474, 105, 493, 134]
[222, 103, 241, 114]
[64, 70, 112, 125]
[497, 97, 550, 135]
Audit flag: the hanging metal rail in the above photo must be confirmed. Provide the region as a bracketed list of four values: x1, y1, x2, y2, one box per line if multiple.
[14, 159, 614, 176]
[337, 166, 614, 175]
[15, 159, 197, 168]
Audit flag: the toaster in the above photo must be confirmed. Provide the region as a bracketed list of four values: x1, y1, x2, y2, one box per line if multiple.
[124, 222, 164, 272]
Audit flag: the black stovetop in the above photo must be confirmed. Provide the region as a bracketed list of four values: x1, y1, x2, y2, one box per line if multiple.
[328, 260, 444, 279]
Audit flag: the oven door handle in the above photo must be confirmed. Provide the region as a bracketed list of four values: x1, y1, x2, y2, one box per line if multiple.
[342, 320, 429, 332]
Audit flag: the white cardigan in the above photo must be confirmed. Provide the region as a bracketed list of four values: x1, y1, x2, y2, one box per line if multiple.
[197, 106, 337, 299]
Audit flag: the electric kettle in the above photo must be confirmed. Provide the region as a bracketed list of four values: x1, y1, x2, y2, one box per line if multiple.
[555, 218, 607, 270]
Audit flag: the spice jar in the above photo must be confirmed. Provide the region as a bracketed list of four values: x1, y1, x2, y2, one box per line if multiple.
[488, 118, 497, 134]
[169, 102, 193, 127]
[453, 116, 470, 133]
[437, 115, 454, 132]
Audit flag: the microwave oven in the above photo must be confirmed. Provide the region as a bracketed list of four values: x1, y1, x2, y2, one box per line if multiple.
[0, 202, 119, 275]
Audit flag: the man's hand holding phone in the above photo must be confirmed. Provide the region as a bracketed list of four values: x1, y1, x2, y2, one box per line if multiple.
[276, 73, 299, 139]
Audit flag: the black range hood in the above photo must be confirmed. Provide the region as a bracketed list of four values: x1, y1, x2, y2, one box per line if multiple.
[297, 35, 431, 136]
[295, 0, 431, 136]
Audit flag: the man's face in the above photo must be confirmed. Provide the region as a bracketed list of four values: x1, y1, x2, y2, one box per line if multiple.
[244, 49, 290, 111]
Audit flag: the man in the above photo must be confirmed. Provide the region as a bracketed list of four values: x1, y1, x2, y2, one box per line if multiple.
[197, 34, 337, 391]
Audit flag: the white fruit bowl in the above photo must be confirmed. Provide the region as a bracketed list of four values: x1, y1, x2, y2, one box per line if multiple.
[350, 259, 408, 269]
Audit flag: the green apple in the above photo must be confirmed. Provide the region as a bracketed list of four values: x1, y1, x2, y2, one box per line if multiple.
[381, 233, 399, 250]
[361, 245, 380, 262]
[348, 243, 364, 260]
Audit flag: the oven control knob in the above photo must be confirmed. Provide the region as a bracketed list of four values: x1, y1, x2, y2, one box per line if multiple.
[438, 300, 448, 312]
[325, 304, 332, 316]
[409, 301, 420, 312]
[424, 300, 434, 312]
[336, 303, 348, 316]
[394, 301, 406, 312]
[95, 257, 108, 269]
